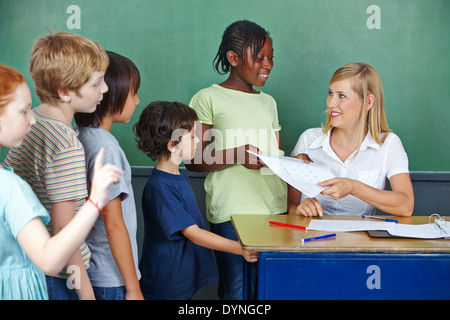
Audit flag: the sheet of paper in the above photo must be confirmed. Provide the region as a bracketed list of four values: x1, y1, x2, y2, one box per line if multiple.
[248, 151, 335, 198]
[307, 219, 397, 232]
[387, 223, 450, 239]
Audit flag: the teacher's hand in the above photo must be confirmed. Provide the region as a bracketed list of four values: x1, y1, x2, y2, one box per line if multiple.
[296, 198, 324, 217]
[319, 178, 355, 200]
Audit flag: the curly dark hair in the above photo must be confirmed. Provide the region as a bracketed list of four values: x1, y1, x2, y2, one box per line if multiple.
[133, 101, 198, 161]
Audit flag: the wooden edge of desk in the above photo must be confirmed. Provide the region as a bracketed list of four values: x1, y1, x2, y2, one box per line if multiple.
[233, 244, 450, 254]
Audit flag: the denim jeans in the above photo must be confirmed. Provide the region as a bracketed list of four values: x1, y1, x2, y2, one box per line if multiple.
[93, 286, 126, 300]
[46, 275, 79, 300]
[210, 220, 245, 300]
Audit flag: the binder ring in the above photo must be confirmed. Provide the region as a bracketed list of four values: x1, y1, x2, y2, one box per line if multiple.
[429, 213, 448, 237]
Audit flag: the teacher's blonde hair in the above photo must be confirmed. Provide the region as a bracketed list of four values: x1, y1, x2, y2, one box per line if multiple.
[322, 62, 391, 149]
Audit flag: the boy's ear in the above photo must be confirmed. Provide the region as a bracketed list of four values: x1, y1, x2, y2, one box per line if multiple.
[57, 87, 71, 103]
[226, 51, 240, 67]
[167, 140, 176, 153]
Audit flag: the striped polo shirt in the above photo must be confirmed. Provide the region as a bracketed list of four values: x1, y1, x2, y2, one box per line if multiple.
[5, 109, 90, 277]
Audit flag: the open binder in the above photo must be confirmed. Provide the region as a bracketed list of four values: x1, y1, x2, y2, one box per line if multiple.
[368, 214, 449, 239]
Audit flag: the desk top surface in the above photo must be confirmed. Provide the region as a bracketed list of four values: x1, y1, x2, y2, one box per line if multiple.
[231, 214, 450, 253]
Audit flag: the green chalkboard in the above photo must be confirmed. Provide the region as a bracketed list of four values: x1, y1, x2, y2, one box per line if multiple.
[1, 0, 449, 171]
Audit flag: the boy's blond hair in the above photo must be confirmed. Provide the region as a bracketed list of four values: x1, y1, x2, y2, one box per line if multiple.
[29, 32, 109, 105]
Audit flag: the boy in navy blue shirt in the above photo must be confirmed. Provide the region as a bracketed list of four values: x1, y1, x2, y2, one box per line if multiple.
[134, 101, 258, 300]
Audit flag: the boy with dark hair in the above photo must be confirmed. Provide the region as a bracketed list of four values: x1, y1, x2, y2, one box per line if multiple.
[75, 51, 143, 300]
[134, 101, 257, 300]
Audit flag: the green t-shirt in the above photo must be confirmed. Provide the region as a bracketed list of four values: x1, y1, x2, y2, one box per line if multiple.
[190, 84, 287, 223]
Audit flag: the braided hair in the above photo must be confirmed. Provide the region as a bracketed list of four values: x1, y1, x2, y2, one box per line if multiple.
[213, 20, 270, 74]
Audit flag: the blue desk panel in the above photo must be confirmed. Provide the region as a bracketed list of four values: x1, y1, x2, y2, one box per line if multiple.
[257, 252, 450, 300]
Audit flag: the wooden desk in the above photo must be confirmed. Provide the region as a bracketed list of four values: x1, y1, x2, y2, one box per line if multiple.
[231, 214, 450, 300]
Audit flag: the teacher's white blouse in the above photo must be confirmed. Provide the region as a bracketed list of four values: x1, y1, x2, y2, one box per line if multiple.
[291, 128, 409, 215]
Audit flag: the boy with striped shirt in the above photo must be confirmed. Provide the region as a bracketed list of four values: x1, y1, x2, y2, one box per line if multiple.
[5, 32, 109, 300]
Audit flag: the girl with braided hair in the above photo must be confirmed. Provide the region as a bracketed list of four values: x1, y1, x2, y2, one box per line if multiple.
[187, 20, 286, 300]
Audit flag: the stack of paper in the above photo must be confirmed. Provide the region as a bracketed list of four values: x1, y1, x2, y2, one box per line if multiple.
[307, 220, 396, 232]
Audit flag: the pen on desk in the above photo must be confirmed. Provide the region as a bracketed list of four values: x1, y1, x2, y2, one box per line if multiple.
[302, 233, 336, 243]
[362, 215, 398, 223]
[269, 221, 307, 230]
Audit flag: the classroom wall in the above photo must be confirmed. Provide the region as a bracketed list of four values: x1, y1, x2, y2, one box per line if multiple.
[0, 0, 449, 171]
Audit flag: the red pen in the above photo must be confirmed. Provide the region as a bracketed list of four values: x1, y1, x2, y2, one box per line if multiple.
[269, 221, 307, 230]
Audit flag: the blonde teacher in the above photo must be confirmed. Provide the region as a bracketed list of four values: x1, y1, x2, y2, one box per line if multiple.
[288, 62, 414, 217]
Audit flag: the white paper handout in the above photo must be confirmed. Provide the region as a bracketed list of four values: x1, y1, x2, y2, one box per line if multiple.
[247, 150, 335, 198]
[307, 219, 397, 232]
